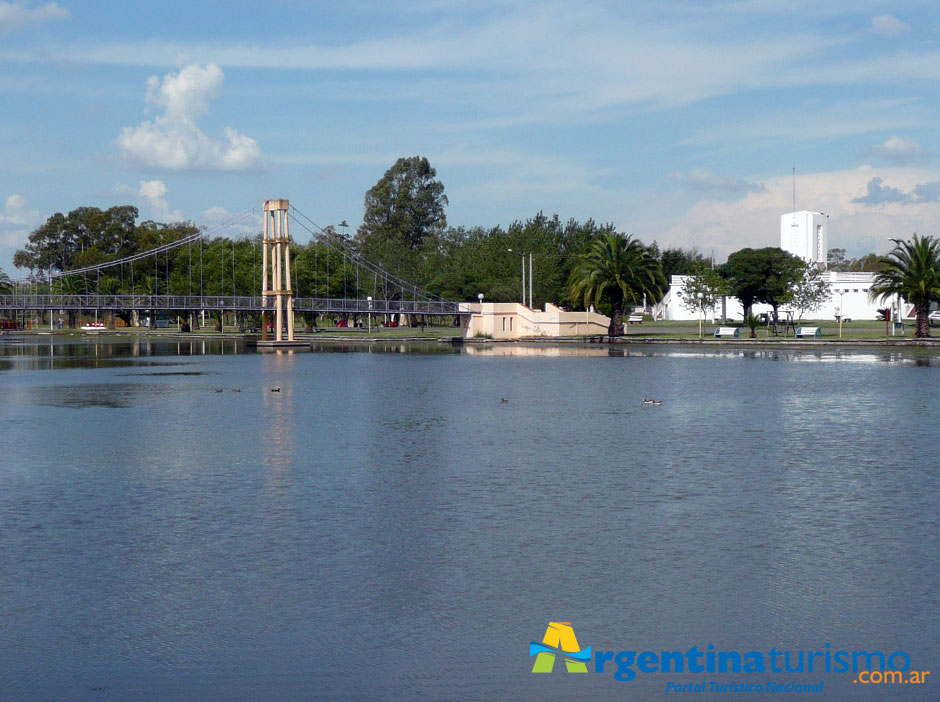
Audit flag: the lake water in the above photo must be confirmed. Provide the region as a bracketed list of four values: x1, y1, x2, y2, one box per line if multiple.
[0, 336, 937, 701]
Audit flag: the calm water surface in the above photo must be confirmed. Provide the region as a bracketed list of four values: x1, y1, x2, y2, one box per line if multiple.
[0, 336, 937, 701]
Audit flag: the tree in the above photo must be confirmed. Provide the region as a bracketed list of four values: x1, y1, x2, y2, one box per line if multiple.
[789, 264, 831, 321]
[568, 232, 665, 337]
[827, 248, 849, 271]
[720, 247, 804, 321]
[656, 246, 708, 283]
[14, 206, 140, 272]
[869, 235, 940, 338]
[678, 265, 729, 318]
[0, 268, 10, 294]
[850, 253, 886, 272]
[356, 156, 447, 286]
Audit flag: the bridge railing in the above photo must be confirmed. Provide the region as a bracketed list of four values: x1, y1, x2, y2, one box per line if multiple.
[0, 294, 465, 315]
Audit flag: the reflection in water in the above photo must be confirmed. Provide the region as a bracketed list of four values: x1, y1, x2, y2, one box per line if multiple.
[262, 351, 297, 473]
[464, 344, 614, 357]
[0, 336, 937, 700]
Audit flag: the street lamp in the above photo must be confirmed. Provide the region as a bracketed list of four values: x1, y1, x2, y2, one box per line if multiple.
[888, 238, 903, 336]
[697, 292, 704, 339]
[367, 296, 372, 334]
[508, 248, 528, 306]
[837, 291, 844, 339]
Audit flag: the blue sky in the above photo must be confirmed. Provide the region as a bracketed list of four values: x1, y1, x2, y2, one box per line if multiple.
[3, 0, 940, 277]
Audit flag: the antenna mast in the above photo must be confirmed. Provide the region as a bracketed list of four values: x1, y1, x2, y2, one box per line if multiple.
[791, 167, 798, 226]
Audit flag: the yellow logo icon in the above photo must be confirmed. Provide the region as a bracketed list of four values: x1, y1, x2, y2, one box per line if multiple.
[530, 622, 591, 673]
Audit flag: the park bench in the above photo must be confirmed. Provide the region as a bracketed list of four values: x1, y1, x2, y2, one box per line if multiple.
[628, 314, 644, 324]
[713, 327, 739, 338]
[795, 326, 821, 338]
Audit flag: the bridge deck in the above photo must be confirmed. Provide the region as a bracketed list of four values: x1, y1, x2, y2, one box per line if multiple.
[0, 294, 469, 316]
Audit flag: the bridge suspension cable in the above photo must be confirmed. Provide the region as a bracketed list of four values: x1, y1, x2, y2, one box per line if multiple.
[11, 206, 260, 283]
[288, 206, 451, 304]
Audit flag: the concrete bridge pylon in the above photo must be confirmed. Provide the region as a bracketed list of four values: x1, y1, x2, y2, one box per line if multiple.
[261, 199, 294, 341]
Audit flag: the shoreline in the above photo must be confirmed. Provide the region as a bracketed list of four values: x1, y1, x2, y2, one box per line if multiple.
[5, 329, 940, 349]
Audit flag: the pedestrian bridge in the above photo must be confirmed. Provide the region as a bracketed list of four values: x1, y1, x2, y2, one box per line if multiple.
[0, 294, 466, 316]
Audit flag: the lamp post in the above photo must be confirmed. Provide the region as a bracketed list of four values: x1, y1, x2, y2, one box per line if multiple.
[838, 291, 844, 339]
[367, 296, 372, 334]
[697, 292, 704, 339]
[888, 238, 902, 337]
[508, 249, 529, 306]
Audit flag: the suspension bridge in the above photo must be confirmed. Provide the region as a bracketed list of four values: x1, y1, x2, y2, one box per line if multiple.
[1, 200, 469, 333]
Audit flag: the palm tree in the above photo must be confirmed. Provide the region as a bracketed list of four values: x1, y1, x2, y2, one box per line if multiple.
[568, 232, 665, 337]
[60, 275, 85, 328]
[869, 234, 940, 338]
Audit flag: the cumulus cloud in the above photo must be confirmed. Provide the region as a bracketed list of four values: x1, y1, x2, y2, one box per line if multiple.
[912, 182, 940, 203]
[869, 14, 910, 36]
[643, 166, 940, 262]
[852, 176, 911, 205]
[201, 205, 229, 222]
[851, 176, 940, 206]
[0, 194, 42, 271]
[0, 194, 40, 226]
[866, 136, 926, 163]
[138, 180, 182, 221]
[117, 62, 262, 172]
[671, 168, 765, 196]
[0, 1, 68, 36]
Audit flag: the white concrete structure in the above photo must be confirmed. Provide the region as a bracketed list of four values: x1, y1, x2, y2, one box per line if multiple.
[655, 271, 898, 322]
[781, 211, 828, 269]
[466, 302, 610, 339]
[655, 276, 767, 322]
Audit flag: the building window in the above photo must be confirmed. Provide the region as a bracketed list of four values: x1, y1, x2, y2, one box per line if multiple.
[509, 317, 513, 331]
[853, 289, 858, 293]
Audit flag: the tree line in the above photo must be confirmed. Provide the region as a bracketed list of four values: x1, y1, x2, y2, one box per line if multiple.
[6, 155, 940, 337]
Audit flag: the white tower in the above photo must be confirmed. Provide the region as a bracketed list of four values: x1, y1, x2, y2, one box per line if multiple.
[781, 211, 828, 269]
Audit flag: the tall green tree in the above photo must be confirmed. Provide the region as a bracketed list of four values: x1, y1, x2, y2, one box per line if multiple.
[869, 235, 940, 338]
[356, 156, 447, 288]
[720, 247, 804, 321]
[14, 206, 140, 272]
[568, 232, 665, 337]
[655, 246, 708, 283]
[0, 268, 11, 294]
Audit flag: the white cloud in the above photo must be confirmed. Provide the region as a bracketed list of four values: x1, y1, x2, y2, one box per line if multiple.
[201, 205, 229, 222]
[0, 194, 39, 227]
[0, 194, 42, 272]
[138, 180, 182, 222]
[0, 1, 68, 36]
[866, 136, 926, 163]
[671, 168, 765, 196]
[117, 63, 262, 172]
[646, 166, 940, 261]
[869, 14, 910, 37]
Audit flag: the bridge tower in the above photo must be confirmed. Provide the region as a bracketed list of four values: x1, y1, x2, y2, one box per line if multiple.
[261, 199, 294, 341]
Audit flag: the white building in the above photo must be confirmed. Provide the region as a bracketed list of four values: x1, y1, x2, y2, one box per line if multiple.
[781, 211, 828, 269]
[653, 210, 902, 322]
[656, 272, 892, 322]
